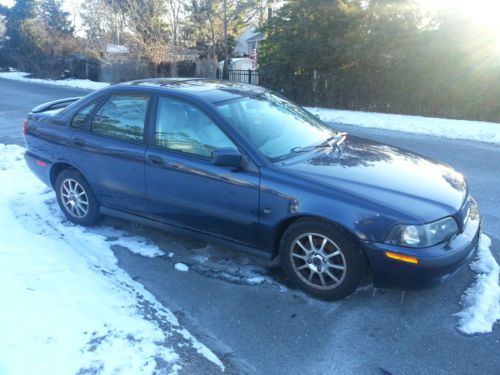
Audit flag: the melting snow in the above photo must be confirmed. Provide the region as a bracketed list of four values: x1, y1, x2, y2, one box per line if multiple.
[455, 234, 500, 334]
[0, 144, 224, 374]
[174, 263, 190, 272]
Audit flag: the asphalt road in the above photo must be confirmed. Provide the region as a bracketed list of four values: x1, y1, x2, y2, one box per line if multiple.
[1, 78, 499, 375]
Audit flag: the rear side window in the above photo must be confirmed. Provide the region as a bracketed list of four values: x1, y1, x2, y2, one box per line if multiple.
[71, 102, 97, 129]
[91, 94, 149, 142]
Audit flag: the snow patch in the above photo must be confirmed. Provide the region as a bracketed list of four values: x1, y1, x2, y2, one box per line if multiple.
[0, 144, 223, 373]
[174, 263, 190, 272]
[90, 227, 164, 257]
[306, 107, 500, 145]
[0, 71, 109, 90]
[455, 234, 500, 334]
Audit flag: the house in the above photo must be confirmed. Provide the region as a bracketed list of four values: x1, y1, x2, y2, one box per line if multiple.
[234, 25, 264, 56]
[218, 57, 254, 71]
[105, 44, 130, 64]
[246, 32, 264, 53]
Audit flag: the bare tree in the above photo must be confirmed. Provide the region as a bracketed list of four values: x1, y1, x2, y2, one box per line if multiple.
[109, 0, 173, 75]
[165, 0, 184, 76]
[80, 0, 117, 59]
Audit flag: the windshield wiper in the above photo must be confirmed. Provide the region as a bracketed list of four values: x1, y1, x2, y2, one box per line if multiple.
[290, 132, 347, 154]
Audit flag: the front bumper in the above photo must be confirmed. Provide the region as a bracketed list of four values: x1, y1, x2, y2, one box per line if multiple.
[363, 211, 480, 289]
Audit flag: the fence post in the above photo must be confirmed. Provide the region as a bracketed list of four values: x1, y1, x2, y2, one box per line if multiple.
[248, 69, 252, 84]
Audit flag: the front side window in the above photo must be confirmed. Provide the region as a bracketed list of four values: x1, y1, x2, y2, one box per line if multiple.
[91, 94, 149, 142]
[216, 93, 335, 160]
[155, 96, 236, 158]
[71, 102, 97, 129]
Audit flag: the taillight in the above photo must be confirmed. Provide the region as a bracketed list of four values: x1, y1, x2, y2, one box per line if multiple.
[22, 119, 28, 137]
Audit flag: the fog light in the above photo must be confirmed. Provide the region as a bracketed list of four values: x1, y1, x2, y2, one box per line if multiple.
[385, 251, 419, 264]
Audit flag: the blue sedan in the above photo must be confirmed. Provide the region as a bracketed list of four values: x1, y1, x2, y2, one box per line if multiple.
[23, 79, 480, 299]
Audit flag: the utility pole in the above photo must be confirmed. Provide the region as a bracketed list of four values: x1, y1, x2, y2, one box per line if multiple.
[223, 0, 229, 80]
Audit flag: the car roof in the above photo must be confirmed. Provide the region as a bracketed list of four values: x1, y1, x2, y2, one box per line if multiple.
[114, 78, 268, 103]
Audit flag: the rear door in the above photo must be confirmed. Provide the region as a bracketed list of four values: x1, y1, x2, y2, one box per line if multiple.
[145, 95, 260, 247]
[69, 92, 151, 215]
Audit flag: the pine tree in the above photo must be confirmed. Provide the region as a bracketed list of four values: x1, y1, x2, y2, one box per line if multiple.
[38, 0, 74, 34]
[0, 0, 37, 66]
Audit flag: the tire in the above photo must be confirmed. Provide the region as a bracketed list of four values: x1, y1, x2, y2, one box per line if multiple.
[55, 169, 100, 226]
[279, 219, 365, 300]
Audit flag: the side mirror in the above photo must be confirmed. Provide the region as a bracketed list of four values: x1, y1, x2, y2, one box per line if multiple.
[211, 148, 242, 167]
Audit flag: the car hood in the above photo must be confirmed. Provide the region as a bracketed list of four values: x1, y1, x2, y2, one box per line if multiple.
[280, 135, 467, 222]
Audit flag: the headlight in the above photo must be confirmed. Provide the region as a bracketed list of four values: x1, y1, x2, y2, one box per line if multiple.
[385, 217, 459, 248]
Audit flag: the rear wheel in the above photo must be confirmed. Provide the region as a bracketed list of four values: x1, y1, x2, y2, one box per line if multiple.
[280, 219, 365, 300]
[55, 169, 99, 225]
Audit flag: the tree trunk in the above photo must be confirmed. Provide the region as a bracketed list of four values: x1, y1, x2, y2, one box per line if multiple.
[222, 0, 229, 80]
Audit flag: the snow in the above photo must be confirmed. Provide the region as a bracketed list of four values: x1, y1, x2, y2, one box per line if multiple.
[306, 107, 500, 145]
[106, 44, 129, 54]
[0, 71, 109, 90]
[174, 263, 190, 272]
[0, 144, 224, 374]
[455, 234, 500, 334]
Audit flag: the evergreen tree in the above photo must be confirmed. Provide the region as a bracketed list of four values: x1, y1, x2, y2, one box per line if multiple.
[38, 0, 74, 34]
[259, 0, 500, 122]
[0, 0, 36, 48]
[0, 0, 37, 67]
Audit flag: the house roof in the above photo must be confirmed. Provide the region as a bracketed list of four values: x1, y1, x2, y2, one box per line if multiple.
[246, 32, 264, 43]
[218, 57, 253, 66]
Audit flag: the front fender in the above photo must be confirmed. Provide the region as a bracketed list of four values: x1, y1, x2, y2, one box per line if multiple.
[258, 168, 418, 253]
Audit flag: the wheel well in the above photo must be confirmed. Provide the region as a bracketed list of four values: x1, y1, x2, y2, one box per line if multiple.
[49, 162, 76, 187]
[272, 215, 367, 263]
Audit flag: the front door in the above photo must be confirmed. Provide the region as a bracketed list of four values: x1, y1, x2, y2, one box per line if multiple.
[145, 96, 260, 247]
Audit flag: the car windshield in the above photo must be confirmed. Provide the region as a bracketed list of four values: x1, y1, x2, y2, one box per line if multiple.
[216, 92, 335, 160]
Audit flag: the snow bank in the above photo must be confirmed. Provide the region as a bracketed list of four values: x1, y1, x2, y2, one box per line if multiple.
[306, 107, 500, 145]
[455, 234, 500, 334]
[0, 71, 109, 90]
[0, 144, 223, 374]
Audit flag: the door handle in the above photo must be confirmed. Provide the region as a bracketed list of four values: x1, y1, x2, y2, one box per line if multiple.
[148, 155, 164, 165]
[73, 138, 85, 147]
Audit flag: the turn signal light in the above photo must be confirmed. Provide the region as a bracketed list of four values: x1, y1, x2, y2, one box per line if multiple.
[385, 251, 419, 264]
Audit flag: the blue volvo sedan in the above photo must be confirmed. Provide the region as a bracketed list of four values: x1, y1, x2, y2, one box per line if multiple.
[23, 79, 480, 299]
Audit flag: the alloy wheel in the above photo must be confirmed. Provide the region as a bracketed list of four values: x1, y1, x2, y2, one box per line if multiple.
[290, 232, 347, 290]
[60, 178, 89, 218]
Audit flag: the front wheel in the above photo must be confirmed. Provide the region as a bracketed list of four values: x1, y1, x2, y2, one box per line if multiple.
[55, 169, 100, 226]
[280, 219, 365, 300]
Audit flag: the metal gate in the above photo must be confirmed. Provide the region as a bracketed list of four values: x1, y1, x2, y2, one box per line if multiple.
[217, 69, 260, 85]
